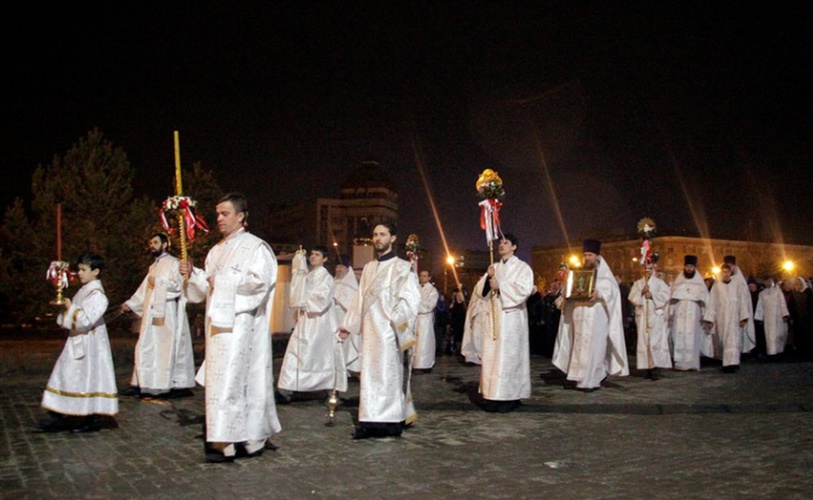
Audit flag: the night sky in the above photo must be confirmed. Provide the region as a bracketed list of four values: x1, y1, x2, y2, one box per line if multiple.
[4, 2, 812, 263]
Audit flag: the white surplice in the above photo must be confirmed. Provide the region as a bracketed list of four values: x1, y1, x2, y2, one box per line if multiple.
[704, 279, 752, 366]
[334, 268, 361, 373]
[629, 273, 673, 370]
[186, 228, 281, 444]
[125, 253, 195, 394]
[340, 254, 420, 424]
[553, 257, 630, 389]
[42, 280, 118, 416]
[668, 271, 709, 370]
[461, 276, 488, 365]
[412, 282, 438, 370]
[479, 255, 534, 401]
[278, 266, 341, 392]
[755, 285, 790, 355]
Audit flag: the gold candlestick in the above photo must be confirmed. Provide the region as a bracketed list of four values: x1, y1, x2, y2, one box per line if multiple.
[325, 389, 340, 427]
[48, 261, 70, 306]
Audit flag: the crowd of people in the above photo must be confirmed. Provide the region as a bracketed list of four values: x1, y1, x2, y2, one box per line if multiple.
[32, 192, 813, 461]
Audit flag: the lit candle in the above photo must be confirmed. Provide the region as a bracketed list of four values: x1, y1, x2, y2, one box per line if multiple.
[174, 130, 183, 196]
[56, 203, 62, 262]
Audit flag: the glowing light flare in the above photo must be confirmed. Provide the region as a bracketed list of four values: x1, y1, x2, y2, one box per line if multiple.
[783, 260, 795, 272]
[568, 255, 582, 268]
[446, 255, 456, 266]
[712, 266, 721, 275]
[411, 140, 459, 286]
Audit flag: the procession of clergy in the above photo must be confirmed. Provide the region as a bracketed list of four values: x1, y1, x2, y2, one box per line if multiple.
[35, 191, 790, 462]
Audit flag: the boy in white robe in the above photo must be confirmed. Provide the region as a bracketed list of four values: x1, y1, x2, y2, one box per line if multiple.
[37, 253, 118, 433]
[412, 270, 439, 372]
[334, 260, 361, 373]
[754, 276, 790, 358]
[277, 245, 343, 401]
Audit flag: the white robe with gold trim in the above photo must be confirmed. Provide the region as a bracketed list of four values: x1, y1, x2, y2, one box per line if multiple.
[669, 272, 709, 370]
[341, 256, 420, 424]
[334, 268, 361, 372]
[42, 280, 118, 416]
[461, 277, 488, 365]
[125, 253, 195, 394]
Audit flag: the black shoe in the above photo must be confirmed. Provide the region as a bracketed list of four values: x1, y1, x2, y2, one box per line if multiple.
[164, 388, 194, 399]
[205, 450, 235, 463]
[235, 445, 264, 459]
[650, 368, 661, 381]
[496, 400, 521, 413]
[274, 389, 291, 405]
[35, 412, 65, 433]
[71, 415, 102, 434]
[721, 365, 737, 373]
[118, 386, 140, 397]
[263, 441, 279, 451]
[351, 426, 372, 440]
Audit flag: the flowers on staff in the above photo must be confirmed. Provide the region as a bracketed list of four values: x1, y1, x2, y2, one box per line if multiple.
[405, 233, 420, 254]
[476, 168, 506, 200]
[637, 217, 657, 239]
[159, 195, 210, 241]
[46, 261, 72, 289]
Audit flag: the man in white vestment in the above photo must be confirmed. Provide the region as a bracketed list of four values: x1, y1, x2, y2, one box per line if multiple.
[37, 253, 118, 433]
[277, 245, 343, 401]
[460, 277, 488, 365]
[705, 263, 753, 373]
[553, 239, 629, 392]
[413, 270, 439, 372]
[754, 276, 790, 359]
[181, 192, 280, 462]
[121, 233, 195, 398]
[669, 255, 711, 371]
[334, 259, 361, 374]
[721, 255, 756, 354]
[338, 222, 421, 439]
[628, 254, 672, 380]
[475, 234, 534, 412]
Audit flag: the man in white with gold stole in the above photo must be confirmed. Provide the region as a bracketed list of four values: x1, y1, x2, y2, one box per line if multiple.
[412, 269, 439, 372]
[334, 259, 361, 373]
[277, 245, 342, 400]
[477, 233, 534, 412]
[669, 254, 710, 371]
[553, 239, 629, 392]
[754, 276, 790, 358]
[122, 233, 195, 397]
[181, 192, 280, 462]
[628, 254, 672, 380]
[338, 222, 421, 439]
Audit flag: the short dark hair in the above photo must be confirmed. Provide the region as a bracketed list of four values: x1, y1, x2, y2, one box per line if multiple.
[311, 245, 330, 258]
[77, 252, 105, 271]
[151, 233, 169, 246]
[218, 192, 249, 218]
[375, 221, 397, 236]
[721, 263, 732, 271]
[502, 233, 519, 248]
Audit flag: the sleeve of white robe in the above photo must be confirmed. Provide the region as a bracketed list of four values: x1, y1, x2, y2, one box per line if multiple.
[125, 274, 150, 317]
[628, 279, 644, 308]
[58, 290, 108, 332]
[340, 267, 367, 336]
[652, 279, 671, 312]
[234, 245, 276, 314]
[306, 269, 333, 315]
[419, 285, 439, 314]
[161, 259, 184, 300]
[754, 294, 765, 322]
[186, 266, 210, 304]
[390, 269, 421, 335]
[498, 262, 534, 308]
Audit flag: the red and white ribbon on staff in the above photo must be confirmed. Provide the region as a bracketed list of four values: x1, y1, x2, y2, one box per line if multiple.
[479, 198, 504, 244]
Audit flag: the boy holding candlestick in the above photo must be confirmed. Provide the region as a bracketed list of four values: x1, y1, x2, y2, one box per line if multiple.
[36, 253, 118, 433]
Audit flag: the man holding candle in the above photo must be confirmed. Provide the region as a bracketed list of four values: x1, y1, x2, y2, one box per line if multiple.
[180, 192, 280, 462]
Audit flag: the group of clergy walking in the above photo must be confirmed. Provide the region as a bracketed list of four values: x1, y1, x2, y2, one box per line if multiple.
[34, 190, 791, 462]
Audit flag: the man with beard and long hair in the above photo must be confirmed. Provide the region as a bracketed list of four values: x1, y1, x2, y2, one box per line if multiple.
[121, 233, 195, 398]
[338, 223, 421, 439]
[668, 255, 711, 371]
[553, 239, 629, 392]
